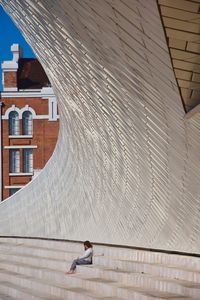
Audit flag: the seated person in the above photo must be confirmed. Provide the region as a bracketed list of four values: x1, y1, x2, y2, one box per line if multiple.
[66, 240, 93, 274]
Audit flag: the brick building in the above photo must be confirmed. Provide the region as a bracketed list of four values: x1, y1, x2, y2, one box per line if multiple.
[0, 44, 59, 200]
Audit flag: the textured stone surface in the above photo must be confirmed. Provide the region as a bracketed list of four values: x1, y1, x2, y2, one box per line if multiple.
[0, 0, 200, 253]
[0, 238, 199, 299]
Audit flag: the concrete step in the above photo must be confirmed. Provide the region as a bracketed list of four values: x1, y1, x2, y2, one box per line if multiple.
[0, 257, 200, 297]
[0, 281, 67, 300]
[0, 290, 17, 300]
[0, 266, 195, 300]
[78, 264, 200, 298]
[0, 268, 123, 300]
[0, 259, 198, 300]
[0, 252, 199, 298]
[94, 256, 200, 283]
[1, 238, 200, 271]
[0, 241, 80, 261]
[1, 240, 200, 285]
[0, 238, 199, 299]
[0, 238, 82, 253]
[0, 259, 125, 297]
[0, 250, 69, 272]
[0, 249, 199, 286]
[117, 285, 194, 300]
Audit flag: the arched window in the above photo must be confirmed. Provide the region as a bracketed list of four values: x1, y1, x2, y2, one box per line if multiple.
[22, 111, 32, 135]
[9, 111, 19, 135]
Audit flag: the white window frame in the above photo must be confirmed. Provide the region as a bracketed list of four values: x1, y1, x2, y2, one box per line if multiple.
[5, 185, 24, 189]
[9, 135, 33, 139]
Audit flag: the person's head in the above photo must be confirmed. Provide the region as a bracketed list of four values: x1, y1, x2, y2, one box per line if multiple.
[84, 240, 92, 250]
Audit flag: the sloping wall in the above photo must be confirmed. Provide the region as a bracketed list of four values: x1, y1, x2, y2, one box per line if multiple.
[0, 0, 200, 253]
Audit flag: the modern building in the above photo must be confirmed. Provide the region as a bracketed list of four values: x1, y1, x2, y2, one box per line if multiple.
[0, 0, 200, 255]
[0, 1, 200, 298]
[0, 44, 59, 200]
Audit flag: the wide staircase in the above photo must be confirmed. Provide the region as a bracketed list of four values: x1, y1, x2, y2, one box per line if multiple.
[0, 238, 199, 299]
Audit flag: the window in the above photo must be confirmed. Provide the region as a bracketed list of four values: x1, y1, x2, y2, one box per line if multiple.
[9, 111, 19, 135]
[22, 111, 32, 135]
[9, 150, 20, 173]
[9, 188, 20, 197]
[23, 149, 33, 173]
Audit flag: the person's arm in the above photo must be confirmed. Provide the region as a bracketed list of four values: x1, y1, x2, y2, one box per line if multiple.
[79, 248, 92, 259]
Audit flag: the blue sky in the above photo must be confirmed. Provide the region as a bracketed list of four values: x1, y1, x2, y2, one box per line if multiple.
[0, 5, 35, 91]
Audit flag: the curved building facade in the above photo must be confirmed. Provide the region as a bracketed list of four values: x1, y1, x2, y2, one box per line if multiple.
[0, 0, 200, 254]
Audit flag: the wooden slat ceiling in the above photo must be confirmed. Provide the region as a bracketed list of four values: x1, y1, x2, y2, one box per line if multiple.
[158, 0, 200, 112]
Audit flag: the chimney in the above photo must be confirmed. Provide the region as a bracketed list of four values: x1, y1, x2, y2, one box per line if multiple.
[11, 44, 23, 62]
[1, 44, 23, 91]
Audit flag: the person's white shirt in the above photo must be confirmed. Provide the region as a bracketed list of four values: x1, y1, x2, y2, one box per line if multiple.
[79, 247, 93, 262]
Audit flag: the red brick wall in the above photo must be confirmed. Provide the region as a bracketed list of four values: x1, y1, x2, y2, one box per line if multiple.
[33, 120, 59, 168]
[1, 96, 59, 200]
[4, 72, 17, 88]
[10, 176, 32, 185]
[2, 97, 48, 115]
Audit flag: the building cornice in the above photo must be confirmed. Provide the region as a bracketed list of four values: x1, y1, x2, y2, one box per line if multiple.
[1, 87, 59, 121]
[1, 61, 18, 70]
[4, 145, 37, 149]
[1, 87, 55, 98]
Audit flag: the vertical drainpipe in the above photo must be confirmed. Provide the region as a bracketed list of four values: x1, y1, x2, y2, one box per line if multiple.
[0, 101, 3, 201]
